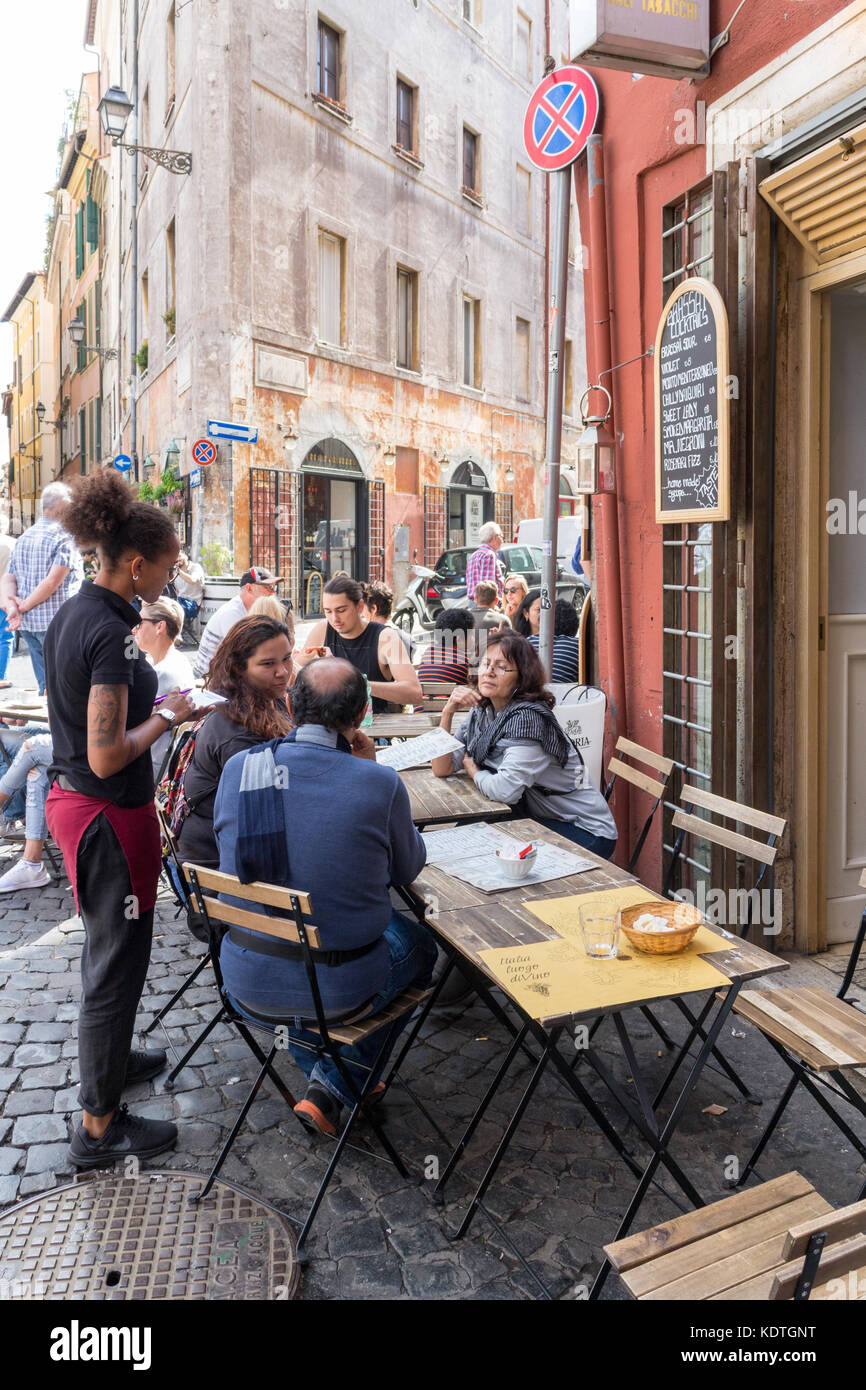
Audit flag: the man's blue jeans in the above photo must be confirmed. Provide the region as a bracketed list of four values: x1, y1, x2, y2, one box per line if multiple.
[286, 910, 437, 1109]
[22, 630, 46, 695]
[0, 609, 14, 681]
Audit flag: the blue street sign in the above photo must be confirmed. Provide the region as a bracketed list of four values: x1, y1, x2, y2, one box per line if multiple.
[206, 419, 259, 444]
[189, 467, 201, 487]
[114, 453, 132, 471]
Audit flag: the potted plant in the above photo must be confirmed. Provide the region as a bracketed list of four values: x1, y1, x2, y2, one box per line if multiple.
[165, 490, 184, 515]
[201, 541, 234, 577]
[162, 307, 176, 337]
[137, 478, 156, 502]
[135, 341, 149, 372]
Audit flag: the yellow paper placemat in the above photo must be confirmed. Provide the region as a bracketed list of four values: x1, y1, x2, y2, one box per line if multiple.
[478, 937, 731, 1020]
[525, 886, 735, 956]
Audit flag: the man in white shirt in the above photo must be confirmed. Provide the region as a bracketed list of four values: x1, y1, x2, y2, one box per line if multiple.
[175, 552, 205, 618]
[193, 566, 281, 678]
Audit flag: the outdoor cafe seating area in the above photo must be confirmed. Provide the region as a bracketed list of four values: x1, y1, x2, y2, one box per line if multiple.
[2, 686, 866, 1303]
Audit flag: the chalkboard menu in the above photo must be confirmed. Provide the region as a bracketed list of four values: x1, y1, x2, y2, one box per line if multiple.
[654, 277, 730, 524]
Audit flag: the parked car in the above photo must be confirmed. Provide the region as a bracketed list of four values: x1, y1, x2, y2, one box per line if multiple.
[393, 543, 588, 632]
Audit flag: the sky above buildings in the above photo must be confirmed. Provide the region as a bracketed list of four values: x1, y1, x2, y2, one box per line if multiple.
[0, 2, 97, 464]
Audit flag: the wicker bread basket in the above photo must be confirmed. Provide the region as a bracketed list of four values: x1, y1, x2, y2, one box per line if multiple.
[619, 900, 703, 955]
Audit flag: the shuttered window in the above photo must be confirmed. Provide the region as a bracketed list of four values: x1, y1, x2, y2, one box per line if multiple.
[317, 20, 340, 101]
[75, 207, 84, 278]
[78, 407, 86, 472]
[515, 317, 530, 401]
[397, 267, 417, 370]
[86, 193, 98, 251]
[318, 230, 343, 345]
[396, 80, 414, 151]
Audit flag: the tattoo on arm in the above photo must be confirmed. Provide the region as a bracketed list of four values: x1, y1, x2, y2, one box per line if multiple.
[88, 685, 125, 749]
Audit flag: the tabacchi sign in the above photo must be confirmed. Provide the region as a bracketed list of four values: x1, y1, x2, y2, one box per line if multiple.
[570, 0, 710, 80]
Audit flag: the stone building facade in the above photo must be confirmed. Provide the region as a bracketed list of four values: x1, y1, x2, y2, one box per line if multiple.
[87, 0, 586, 611]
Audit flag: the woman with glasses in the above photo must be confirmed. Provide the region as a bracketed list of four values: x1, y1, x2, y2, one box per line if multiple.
[432, 630, 617, 858]
[42, 470, 199, 1173]
[134, 598, 195, 775]
[502, 573, 529, 622]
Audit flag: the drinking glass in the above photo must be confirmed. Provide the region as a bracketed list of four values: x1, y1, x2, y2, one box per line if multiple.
[579, 900, 620, 959]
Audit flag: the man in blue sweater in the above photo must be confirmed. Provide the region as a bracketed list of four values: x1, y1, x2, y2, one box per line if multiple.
[214, 658, 435, 1136]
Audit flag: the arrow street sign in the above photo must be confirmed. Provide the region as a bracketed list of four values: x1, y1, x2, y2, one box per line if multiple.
[523, 65, 600, 172]
[206, 419, 259, 444]
[113, 453, 132, 471]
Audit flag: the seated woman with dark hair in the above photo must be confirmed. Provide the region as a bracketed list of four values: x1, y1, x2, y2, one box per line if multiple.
[513, 587, 541, 638]
[528, 598, 581, 683]
[176, 615, 293, 871]
[417, 607, 476, 685]
[431, 630, 617, 858]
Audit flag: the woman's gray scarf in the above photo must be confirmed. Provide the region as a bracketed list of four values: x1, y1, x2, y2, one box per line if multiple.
[463, 700, 572, 771]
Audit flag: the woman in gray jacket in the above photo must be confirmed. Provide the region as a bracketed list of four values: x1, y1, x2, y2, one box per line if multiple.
[432, 630, 617, 858]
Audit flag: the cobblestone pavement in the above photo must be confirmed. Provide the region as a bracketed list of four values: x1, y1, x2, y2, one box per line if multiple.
[1, 646, 864, 1299]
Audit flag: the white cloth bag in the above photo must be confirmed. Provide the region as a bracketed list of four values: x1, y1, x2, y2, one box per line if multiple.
[549, 684, 607, 790]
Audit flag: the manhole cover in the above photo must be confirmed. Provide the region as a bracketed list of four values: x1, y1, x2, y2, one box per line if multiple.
[0, 1171, 301, 1300]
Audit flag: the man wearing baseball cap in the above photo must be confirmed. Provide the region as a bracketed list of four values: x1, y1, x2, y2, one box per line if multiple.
[193, 566, 282, 678]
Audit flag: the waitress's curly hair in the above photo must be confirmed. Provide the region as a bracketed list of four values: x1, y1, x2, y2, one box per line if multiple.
[64, 469, 177, 564]
[481, 630, 555, 710]
[204, 616, 293, 740]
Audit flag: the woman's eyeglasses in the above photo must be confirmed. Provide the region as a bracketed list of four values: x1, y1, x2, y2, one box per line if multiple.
[504, 586, 522, 596]
[136, 617, 160, 626]
[478, 662, 516, 677]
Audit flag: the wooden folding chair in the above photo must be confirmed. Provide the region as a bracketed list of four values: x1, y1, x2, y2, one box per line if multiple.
[650, 786, 788, 1107]
[604, 736, 675, 874]
[733, 868, 866, 1196]
[183, 863, 434, 1258]
[604, 1171, 866, 1300]
[142, 797, 216, 1079]
[419, 678, 456, 714]
[577, 591, 592, 687]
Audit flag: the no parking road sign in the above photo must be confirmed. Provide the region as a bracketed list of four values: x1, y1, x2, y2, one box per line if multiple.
[523, 65, 599, 172]
[192, 438, 217, 466]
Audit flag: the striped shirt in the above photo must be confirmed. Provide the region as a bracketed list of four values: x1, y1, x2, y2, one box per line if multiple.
[528, 634, 580, 684]
[8, 518, 83, 631]
[465, 544, 504, 601]
[417, 651, 470, 685]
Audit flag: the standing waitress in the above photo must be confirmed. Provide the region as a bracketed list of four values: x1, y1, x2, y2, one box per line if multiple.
[44, 471, 198, 1169]
[297, 574, 421, 712]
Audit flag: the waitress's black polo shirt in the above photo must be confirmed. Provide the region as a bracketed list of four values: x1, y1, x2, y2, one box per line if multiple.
[44, 581, 158, 808]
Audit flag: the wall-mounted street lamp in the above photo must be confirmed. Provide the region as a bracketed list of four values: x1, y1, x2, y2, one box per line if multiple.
[35, 401, 63, 430]
[575, 386, 616, 494]
[67, 318, 118, 360]
[98, 86, 192, 175]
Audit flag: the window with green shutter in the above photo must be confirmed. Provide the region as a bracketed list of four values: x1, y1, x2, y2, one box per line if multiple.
[95, 395, 102, 462]
[75, 207, 84, 278]
[94, 281, 101, 346]
[79, 407, 86, 472]
[86, 194, 98, 251]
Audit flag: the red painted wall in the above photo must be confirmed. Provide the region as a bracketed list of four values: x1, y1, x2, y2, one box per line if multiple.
[573, 0, 852, 882]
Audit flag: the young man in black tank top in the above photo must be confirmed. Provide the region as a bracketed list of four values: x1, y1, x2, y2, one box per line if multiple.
[296, 576, 422, 714]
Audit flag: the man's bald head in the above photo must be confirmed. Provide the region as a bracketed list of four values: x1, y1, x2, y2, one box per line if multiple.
[291, 657, 368, 731]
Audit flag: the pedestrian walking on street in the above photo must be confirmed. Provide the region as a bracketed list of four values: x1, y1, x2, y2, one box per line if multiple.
[465, 521, 505, 603]
[42, 470, 199, 1170]
[0, 483, 84, 694]
[0, 526, 16, 688]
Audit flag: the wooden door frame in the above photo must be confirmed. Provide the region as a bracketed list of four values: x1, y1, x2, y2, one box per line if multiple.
[794, 247, 866, 952]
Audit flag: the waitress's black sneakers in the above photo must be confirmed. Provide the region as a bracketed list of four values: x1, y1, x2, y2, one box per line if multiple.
[68, 1105, 178, 1169]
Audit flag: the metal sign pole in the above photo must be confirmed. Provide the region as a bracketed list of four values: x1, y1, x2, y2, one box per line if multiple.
[539, 166, 571, 678]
